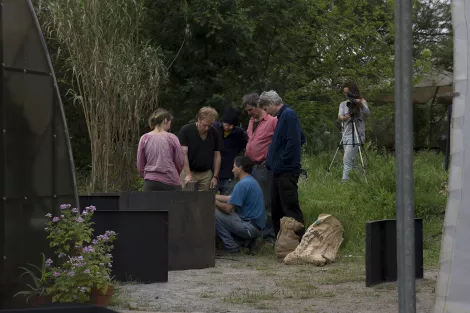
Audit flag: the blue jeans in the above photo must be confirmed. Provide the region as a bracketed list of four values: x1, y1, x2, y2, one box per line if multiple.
[215, 209, 261, 251]
[342, 137, 359, 181]
[252, 165, 275, 243]
[217, 178, 235, 196]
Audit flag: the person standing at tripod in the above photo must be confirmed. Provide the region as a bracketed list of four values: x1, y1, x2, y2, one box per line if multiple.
[338, 82, 370, 182]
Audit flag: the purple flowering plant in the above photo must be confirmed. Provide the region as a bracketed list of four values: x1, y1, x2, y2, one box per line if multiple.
[42, 204, 117, 303]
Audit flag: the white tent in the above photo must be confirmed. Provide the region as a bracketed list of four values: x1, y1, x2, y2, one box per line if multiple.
[433, 0, 470, 311]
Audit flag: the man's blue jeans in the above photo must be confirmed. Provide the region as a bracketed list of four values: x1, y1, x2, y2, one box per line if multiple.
[252, 165, 276, 243]
[215, 209, 261, 252]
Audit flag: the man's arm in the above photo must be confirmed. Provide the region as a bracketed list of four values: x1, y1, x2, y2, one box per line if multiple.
[216, 194, 230, 203]
[182, 146, 192, 182]
[213, 151, 221, 178]
[216, 200, 234, 214]
[280, 113, 301, 164]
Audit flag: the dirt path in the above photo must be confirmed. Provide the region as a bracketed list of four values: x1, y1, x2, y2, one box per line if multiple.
[110, 252, 437, 313]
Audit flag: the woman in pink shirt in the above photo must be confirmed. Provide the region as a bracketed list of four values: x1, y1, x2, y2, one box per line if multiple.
[137, 108, 185, 191]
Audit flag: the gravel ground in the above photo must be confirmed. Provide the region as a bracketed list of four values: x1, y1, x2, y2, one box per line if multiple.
[110, 251, 437, 313]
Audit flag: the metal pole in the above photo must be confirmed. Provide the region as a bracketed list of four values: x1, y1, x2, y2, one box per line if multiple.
[394, 0, 416, 312]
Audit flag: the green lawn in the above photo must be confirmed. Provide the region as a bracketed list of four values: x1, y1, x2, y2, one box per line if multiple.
[299, 150, 447, 268]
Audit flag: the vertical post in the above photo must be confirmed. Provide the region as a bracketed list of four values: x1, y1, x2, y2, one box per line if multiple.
[0, 0, 4, 308]
[394, 0, 416, 312]
[444, 103, 452, 171]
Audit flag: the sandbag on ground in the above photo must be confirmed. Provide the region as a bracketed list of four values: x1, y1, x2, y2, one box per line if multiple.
[275, 216, 304, 261]
[283, 214, 343, 266]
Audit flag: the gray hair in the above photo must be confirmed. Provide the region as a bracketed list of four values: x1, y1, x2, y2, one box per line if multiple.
[259, 90, 283, 107]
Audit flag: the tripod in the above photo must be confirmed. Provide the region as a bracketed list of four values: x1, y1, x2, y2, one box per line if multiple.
[327, 114, 368, 181]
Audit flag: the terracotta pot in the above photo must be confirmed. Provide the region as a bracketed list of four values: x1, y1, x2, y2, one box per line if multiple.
[31, 295, 53, 307]
[90, 285, 114, 307]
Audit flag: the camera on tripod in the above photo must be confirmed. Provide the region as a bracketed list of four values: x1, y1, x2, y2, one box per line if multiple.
[345, 92, 360, 114]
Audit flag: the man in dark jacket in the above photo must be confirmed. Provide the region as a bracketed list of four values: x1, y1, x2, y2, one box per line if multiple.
[259, 90, 305, 237]
[214, 107, 248, 195]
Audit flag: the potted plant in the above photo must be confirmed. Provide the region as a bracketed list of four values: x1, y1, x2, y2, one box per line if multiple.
[43, 204, 117, 305]
[14, 253, 53, 306]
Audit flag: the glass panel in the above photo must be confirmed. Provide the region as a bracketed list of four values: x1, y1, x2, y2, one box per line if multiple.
[3, 0, 49, 72]
[3, 198, 56, 308]
[4, 72, 53, 198]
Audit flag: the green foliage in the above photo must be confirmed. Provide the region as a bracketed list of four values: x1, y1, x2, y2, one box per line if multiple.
[44, 204, 117, 302]
[14, 254, 51, 303]
[299, 151, 446, 265]
[38, 0, 167, 192]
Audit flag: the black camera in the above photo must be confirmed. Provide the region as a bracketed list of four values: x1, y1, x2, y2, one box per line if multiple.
[346, 92, 360, 113]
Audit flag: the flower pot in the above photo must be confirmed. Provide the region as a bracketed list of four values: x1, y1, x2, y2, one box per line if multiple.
[90, 285, 114, 307]
[31, 295, 53, 307]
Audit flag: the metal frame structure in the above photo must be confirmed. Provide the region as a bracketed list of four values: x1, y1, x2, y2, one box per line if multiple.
[394, 0, 416, 312]
[0, 0, 79, 308]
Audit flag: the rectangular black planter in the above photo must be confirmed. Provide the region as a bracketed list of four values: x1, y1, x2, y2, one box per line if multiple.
[121, 191, 216, 271]
[365, 218, 424, 287]
[92, 210, 168, 283]
[79, 193, 123, 211]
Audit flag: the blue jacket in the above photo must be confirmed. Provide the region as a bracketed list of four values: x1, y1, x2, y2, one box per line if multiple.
[266, 105, 305, 175]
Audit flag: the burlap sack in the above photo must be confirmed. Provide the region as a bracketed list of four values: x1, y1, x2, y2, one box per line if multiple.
[283, 214, 343, 266]
[275, 217, 304, 261]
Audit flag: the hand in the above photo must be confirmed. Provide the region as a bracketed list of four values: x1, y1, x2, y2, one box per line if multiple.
[343, 114, 351, 120]
[184, 173, 192, 183]
[210, 177, 218, 189]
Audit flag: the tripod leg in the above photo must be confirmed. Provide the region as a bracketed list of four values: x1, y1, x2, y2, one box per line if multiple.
[353, 121, 366, 170]
[327, 130, 347, 173]
[327, 146, 341, 172]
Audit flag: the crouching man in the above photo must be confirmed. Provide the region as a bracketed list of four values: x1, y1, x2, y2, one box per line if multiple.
[215, 156, 265, 255]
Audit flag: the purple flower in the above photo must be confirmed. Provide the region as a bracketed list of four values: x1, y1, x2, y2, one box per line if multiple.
[60, 215, 65, 219]
[68, 271, 75, 277]
[88, 205, 96, 212]
[75, 217, 84, 223]
[92, 239, 98, 245]
[52, 217, 60, 222]
[60, 204, 70, 210]
[71, 208, 79, 213]
[82, 246, 95, 253]
[58, 253, 65, 258]
[77, 256, 84, 260]
[84, 269, 91, 274]
[105, 230, 116, 236]
[45, 213, 52, 218]
[53, 271, 60, 277]
[45, 258, 53, 267]
[82, 210, 88, 216]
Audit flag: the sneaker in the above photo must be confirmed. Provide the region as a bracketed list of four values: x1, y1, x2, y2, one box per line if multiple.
[248, 237, 264, 255]
[216, 248, 240, 256]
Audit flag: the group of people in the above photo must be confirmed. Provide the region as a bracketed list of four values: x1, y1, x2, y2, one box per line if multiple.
[137, 83, 369, 255]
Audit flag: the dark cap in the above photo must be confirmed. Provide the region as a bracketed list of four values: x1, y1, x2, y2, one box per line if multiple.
[221, 107, 239, 126]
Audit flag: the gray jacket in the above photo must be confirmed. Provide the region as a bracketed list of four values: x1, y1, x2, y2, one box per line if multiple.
[338, 100, 370, 141]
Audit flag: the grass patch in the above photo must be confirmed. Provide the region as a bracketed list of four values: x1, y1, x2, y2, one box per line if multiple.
[223, 288, 277, 304]
[300, 151, 446, 266]
[199, 292, 215, 298]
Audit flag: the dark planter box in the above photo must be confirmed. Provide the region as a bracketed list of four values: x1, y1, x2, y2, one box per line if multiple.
[365, 218, 423, 287]
[121, 191, 216, 271]
[92, 210, 169, 283]
[81, 191, 216, 271]
[79, 193, 123, 211]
